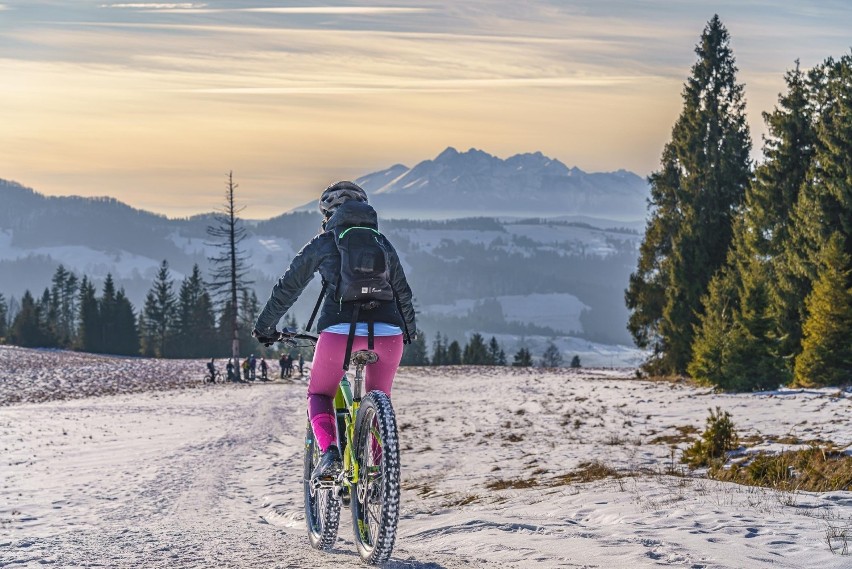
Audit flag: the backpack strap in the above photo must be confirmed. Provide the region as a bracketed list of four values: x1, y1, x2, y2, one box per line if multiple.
[342, 302, 359, 372]
[305, 280, 328, 332]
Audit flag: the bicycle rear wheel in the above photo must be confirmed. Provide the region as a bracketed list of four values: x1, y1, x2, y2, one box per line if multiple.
[351, 391, 400, 564]
[303, 421, 341, 549]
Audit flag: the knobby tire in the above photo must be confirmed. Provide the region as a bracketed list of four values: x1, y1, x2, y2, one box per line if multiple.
[351, 391, 401, 564]
[303, 421, 341, 550]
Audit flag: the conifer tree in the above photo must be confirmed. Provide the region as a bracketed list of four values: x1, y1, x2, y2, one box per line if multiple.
[430, 332, 447, 366]
[541, 342, 564, 368]
[141, 260, 176, 358]
[512, 347, 533, 367]
[10, 291, 42, 347]
[462, 333, 489, 365]
[173, 265, 217, 358]
[50, 265, 78, 347]
[487, 336, 502, 365]
[113, 289, 140, 356]
[98, 274, 119, 353]
[400, 334, 429, 366]
[38, 288, 59, 347]
[77, 277, 100, 352]
[626, 15, 751, 375]
[793, 234, 852, 387]
[780, 55, 852, 366]
[446, 340, 462, 365]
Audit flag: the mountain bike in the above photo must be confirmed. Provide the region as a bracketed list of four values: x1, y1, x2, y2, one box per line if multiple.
[271, 329, 401, 564]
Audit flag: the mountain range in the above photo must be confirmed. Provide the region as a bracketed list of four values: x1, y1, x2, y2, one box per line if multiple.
[0, 148, 649, 361]
[306, 147, 650, 220]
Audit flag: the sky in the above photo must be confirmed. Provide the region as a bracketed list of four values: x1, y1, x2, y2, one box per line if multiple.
[1, 1, 850, 218]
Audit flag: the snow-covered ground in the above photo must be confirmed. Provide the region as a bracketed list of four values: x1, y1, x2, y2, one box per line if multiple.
[2, 348, 852, 568]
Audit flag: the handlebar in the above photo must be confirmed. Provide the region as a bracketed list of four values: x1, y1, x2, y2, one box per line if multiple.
[254, 327, 318, 347]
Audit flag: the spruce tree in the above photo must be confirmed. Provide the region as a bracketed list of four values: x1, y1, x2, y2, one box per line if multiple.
[462, 333, 489, 365]
[98, 274, 119, 354]
[38, 288, 59, 347]
[113, 289, 140, 356]
[173, 265, 217, 358]
[626, 15, 751, 375]
[512, 347, 533, 367]
[141, 260, 176, 358]
[793, 234, 852, 387]
[77, 277, 100, 352]
[487, 336, 501, 365]
[446, 340, 462, 365]
[50, 265, 79, 347]
[430, 332, 447, 366]
[9, 291, 42, 347]
[781, 55, 852, 368]
[400, 334, 429, 366]
[541, 342, 564, 368]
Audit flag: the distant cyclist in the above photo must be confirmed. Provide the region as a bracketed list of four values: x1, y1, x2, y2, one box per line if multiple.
[253, 181, 416, 480]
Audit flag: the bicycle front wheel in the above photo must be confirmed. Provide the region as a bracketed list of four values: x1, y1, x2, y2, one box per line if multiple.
[351, 390, 400, 564]
[303, 421, 341, 550]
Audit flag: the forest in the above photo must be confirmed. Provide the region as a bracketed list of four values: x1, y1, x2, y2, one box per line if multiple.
[626, 16, 852, 389]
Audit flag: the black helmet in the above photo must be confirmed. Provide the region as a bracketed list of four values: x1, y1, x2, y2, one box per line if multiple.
[318, 181, 368, 218]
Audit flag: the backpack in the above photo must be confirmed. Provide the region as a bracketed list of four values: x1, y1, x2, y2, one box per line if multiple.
[306, 225, 401, 370]
[333, 226, 394, 304]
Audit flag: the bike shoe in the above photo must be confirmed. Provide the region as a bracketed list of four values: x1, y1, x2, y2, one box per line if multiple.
[312, 445, 342, 481]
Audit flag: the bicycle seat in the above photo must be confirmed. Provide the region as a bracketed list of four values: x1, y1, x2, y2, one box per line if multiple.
[351, 350, 379, 366]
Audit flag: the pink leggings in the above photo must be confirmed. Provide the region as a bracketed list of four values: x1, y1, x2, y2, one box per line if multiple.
[308, 331, 404, 452]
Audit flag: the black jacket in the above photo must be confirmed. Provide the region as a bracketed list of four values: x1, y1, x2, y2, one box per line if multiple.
[254, 201, 417, 339]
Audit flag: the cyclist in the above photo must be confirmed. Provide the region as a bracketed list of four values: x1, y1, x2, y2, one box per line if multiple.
[253, 181, 416, 481]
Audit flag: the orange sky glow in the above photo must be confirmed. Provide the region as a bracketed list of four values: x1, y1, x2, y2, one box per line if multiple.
[1, 1, 850, 218]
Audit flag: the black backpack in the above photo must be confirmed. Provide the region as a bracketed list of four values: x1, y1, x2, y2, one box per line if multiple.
[333, 226, 394, 304]
[306, 224, 406, 370]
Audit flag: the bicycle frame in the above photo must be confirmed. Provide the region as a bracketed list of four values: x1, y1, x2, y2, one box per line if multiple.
[311, 349, 374, 496]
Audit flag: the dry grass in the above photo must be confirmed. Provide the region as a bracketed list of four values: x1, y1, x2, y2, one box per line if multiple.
[649, 425, 700, 445]
[711, 447, 852, 492]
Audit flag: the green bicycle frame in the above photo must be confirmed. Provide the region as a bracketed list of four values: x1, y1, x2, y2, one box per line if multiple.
[334, 376, 361, 487]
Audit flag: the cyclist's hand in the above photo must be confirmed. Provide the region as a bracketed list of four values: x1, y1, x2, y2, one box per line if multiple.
[252, 328, 279, 347]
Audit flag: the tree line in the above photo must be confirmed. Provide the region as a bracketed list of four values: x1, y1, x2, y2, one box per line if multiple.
[626, 15, 852, 389]
[400, 332, 578, 368]
[0, 262, 266, 359]
[0, 264, 581, 367]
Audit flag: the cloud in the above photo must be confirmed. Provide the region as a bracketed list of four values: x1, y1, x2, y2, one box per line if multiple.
[101, 4, 428, 15]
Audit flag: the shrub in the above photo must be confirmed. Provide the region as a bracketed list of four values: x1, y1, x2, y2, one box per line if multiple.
[683, 407, 738, 468]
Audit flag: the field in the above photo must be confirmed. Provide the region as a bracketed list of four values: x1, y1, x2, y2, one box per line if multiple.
[2, 346, 851, 568]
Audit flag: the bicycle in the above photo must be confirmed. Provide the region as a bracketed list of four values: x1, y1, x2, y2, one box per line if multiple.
[269, 329, 401, 564]
[203, 370, 224, 383]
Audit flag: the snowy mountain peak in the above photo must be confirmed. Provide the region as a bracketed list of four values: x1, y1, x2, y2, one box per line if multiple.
[355, 147, 648, 219]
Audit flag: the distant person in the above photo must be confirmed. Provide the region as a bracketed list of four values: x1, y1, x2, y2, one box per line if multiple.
[260, 357, 268, 380]
[249, 354, 257, 380]
[298, 353, 305, 378]
[226, 358, 235, 381]
[279, 353, 286, 379]
[206, 358, 216, 383]
[285, 354, 294, 378]
[242, 358, 250, 380]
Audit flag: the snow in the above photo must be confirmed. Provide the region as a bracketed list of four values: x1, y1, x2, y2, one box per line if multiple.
[2, 347, 851, 567]
[0, 230, 165, 280]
